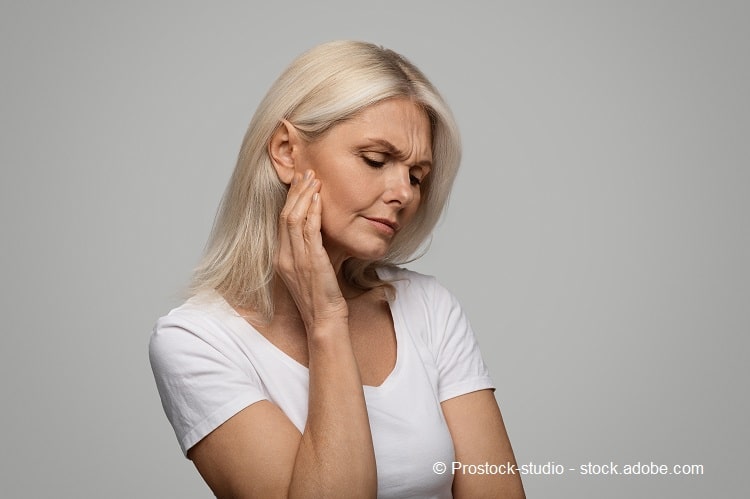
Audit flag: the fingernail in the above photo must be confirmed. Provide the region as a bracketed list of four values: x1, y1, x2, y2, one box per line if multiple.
[312, 192, 319, 202]
[304, 170, 313, 180]
[291, 174, 299, 185]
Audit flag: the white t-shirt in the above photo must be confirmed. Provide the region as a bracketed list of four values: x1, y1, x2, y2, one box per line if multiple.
[149, 267, 494, 498]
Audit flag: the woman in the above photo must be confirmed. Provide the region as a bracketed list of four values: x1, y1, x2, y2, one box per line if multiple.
[150, 40, 525, 498]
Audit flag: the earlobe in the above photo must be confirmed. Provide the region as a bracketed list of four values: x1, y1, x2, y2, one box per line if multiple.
[268, 119, 298, 185]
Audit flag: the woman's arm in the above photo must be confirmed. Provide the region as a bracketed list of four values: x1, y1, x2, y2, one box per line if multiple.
[188, 171, 376, 498]
[290, 321, 376, 497]
[188, 329, 376, 499]
[442, 389, 526, 498]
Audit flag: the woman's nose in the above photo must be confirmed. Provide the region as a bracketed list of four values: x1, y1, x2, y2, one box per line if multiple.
[383, 166, 414, 206]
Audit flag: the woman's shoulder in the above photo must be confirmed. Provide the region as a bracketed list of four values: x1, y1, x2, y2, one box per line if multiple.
[377, 264, 433, 285]
[155, 290, 232, 327]
[149, 290, 242, 361]
[376, 265, 449, 298]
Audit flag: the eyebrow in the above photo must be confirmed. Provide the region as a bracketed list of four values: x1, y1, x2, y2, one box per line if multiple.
[365, 138, 433, 169]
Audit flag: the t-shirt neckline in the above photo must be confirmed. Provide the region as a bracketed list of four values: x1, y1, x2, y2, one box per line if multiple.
[212, 281, 404, 391]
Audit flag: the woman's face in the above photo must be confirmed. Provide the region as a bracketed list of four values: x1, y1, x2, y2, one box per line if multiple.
[296, 98, 432, 265]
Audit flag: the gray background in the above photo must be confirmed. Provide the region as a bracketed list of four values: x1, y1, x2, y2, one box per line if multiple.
[1, 1, 748, 497]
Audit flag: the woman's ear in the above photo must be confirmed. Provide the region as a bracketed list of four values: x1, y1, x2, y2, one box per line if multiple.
[268, 120, 299, 185]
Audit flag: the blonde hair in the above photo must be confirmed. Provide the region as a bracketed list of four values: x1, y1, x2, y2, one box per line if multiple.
[191, 40, 462, 320]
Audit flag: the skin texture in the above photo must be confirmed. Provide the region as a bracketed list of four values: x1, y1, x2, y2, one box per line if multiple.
[187, 98, 525, 498]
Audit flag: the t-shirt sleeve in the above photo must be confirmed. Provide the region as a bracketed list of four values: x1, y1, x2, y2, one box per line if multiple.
[149, 314, 268, 456]
[427, 277, 495, 402]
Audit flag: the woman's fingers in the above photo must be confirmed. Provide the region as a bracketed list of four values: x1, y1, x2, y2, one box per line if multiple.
[285, 172, 320, 255]
[275, 172, 301, 262]
[277, 170, 322, 270]
[275, 170, 346, 327]
[303, 191, 323, 250]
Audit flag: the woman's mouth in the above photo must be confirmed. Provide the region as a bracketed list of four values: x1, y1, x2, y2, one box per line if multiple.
[364, 217, 400, 236]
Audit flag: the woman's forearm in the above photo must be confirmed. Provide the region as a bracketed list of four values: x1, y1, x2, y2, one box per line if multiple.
[288, 321, 377, 498]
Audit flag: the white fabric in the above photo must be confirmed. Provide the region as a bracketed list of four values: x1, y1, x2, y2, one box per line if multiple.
[149, 267, 494, 498]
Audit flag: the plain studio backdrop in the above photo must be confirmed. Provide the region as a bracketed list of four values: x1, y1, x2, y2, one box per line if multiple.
[1, 1, 748, 497]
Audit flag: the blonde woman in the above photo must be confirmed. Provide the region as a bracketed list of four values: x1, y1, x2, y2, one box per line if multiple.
[150, 40, 525, 498]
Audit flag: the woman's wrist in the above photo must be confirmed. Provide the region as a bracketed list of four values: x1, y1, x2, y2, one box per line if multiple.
[307, 319, 351, 347]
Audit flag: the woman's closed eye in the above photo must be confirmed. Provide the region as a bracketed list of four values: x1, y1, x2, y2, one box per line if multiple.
[362, 153, 386, 168]
[362, 153, 423, 186]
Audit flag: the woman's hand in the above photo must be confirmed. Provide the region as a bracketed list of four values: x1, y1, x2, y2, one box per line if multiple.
[274, 170, 349, 330]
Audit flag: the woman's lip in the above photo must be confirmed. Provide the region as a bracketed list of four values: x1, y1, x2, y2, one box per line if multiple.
[364, 217, 398, 235]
